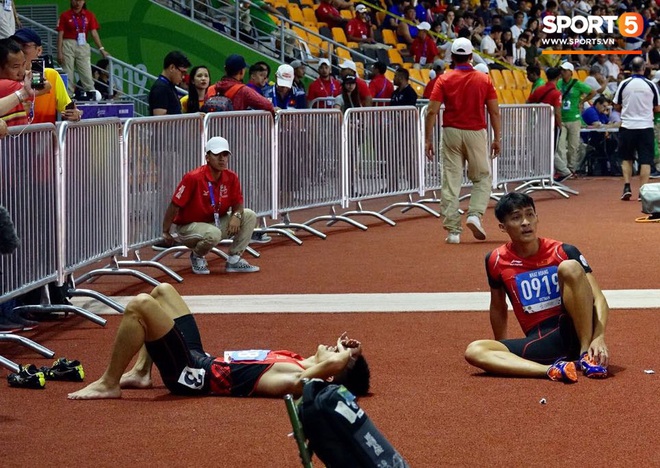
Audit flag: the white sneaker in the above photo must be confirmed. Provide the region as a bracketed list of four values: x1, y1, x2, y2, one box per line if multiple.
[190, 253, 210, 275]
[466, 215, 486, 240]
[226, 258, 260, 273]
[445, 232, 460, 244]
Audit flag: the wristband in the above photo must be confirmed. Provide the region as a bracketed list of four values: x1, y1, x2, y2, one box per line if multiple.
[14, 90, 26, 102]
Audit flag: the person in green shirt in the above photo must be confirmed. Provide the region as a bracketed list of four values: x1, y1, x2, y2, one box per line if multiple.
[555, 61, 595, 180]
[526, 64, 545, 92]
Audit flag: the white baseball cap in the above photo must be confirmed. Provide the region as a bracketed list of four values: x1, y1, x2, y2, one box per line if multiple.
[276, 64, 295, 87]
[418, 22, 431, 31]
[356, 4, 368, 13]
[205, 137, 231, 154]
[340, 59, 357, 72]
[318, 58, 331, 68]
[474, 63, 490, 74]
[560, 61, 575, 71]
[451, 37, 473, 55]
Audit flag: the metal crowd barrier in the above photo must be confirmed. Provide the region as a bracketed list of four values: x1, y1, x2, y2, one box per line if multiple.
[342, 106, 439, 225]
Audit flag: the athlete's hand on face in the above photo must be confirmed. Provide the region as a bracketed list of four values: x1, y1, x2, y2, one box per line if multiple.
[337, 332, 362, 356]
[588, 336, 609, 367]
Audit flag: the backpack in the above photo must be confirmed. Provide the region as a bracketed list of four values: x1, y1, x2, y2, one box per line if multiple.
[637, 183, 660, 222]
[296, 380, 409, 468]
[201, 83, 244, 113]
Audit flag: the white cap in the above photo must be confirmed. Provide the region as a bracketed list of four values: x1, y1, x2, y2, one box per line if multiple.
[318, 58, 331, 68]
[474, 63, 490, 74]
[276, 64, 294, 88]
[418, 22, 431, 31]
[205, 137, 231, 154]
[560, 61, 574, 71]
[340, 59, 357, 72]
[451, 37, 473, 55]
[356, 4, 368, 12]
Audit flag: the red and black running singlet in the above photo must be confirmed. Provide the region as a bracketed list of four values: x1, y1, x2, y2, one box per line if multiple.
[485, 238, 592, 334]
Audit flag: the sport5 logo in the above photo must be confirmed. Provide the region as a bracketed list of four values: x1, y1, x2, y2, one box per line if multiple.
[541, 13, 644, 38]
[177, 366, 206, 390]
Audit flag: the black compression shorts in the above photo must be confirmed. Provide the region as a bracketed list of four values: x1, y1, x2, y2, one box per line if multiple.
[145, 315, 214, 395]
[500, 313, 580, 365]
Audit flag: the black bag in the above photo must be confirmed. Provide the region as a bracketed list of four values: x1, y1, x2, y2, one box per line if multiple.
[298, 380, 409, 468]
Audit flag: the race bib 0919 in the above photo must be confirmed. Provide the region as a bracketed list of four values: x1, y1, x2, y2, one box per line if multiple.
[514, 266, 561, 314]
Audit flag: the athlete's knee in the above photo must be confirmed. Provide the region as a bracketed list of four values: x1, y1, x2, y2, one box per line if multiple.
[465, 340, 491, 366]
[125, 293, 155, 318]
[150, 282, 176, 299]
[558, 259, 585, 283]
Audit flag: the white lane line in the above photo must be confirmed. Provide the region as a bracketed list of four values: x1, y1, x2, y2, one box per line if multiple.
[72, 290, 660, 315]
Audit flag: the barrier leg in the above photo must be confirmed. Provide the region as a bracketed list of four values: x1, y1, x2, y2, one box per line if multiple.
[329, 201, 396, 227]
[269, 213, 327, 240]
[306, 206, 368, 231]
[284, 394, 314, 468]
[13, 305, 107, 327]
[115, 250, 184, 283]
[0, 334, 56, 372]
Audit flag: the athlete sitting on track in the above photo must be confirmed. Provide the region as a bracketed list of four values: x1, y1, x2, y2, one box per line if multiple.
[68, 283, 369, 400]
[464, 192, 610, 382]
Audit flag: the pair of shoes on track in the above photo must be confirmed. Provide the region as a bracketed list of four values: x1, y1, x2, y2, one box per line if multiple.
[547, 353, 608, 383]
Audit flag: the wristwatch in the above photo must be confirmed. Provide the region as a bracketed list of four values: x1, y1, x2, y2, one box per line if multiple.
[233, 211, 242, 220]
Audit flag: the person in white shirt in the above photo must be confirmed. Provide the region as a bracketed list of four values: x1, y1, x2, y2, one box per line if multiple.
[510, 11, 525, 41]
[583, 64, 607, 97]
[596, 54, 619, 82]
[511, 33, 529, 67]
[480, 25, 502, 63]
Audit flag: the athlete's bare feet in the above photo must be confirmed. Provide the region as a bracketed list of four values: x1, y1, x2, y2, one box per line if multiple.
[119, 369, 153, 389]
[68, 379, 122, 400]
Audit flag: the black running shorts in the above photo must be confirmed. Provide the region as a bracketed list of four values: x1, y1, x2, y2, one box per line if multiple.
[618, 127, 655, 166]
[145, 315, 214, 395]
[500, 313, 580, 365]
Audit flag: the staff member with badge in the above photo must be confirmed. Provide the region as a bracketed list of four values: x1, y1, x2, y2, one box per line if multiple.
[56, 0, 109, 95]
[161, 136, 260, 275]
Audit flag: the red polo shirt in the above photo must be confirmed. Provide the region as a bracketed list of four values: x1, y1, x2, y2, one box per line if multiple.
[171, 165, 244, 225]
[430, 66, 497, 130]
[346, 18, 370, 41]
[410, 35, 438, 64]
[527, 81, 561, 108]
[369, 74, 394, 104]
[56, 9, 101, 39]
[307, 76, 342, 108]
[356, 78, 372, 106]
[0, 80, 28, 127]
[315, 3, 343, 29]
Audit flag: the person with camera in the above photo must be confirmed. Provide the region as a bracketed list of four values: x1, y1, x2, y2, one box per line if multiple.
[0, 38, 30, 127]
[11, 28, 81, 123]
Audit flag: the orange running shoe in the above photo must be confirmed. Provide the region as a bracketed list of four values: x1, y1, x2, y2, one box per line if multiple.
[547, 360, 578, 383]
[579, 352, 608, 379]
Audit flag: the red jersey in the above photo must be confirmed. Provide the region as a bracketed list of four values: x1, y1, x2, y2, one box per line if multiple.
[171, 165, 244, 225]
[369, 75, 394, 104]
[485, 238, 592, 334]
[430, 66, 497, 130]
[209, 350, 305, 396]
[0, 79, 28, 126]
[308, 76, 342, 108]
[423, 76, 438, 99]
[356, 78, 372, 106]
[315, 3, 343, 29]
[527, 81, 562, 108]
[56, 9, 101, 39]
[346, 18, 370, 41]
[410, 35, 439, 65]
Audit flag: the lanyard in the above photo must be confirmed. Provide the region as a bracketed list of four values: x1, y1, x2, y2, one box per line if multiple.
[71, 12, 87, 33]
[454, 65, 473, 71]
[319, 78, 335, 97]
[207, 181, 221, 228]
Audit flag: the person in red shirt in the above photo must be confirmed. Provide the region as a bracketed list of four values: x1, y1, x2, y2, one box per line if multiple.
[211, 54, 274, 114]
[0, 38, 30, 127]
[409, 22, 439, 68]
[527, 66, 562, 129]
[56, 0, 109, 95]
[464, 192, 610, 382]
[424, 38, 500, 244]
[345, 4, 375, 44]
[368, 61, 394, 105]
[161, 136, 260, 275]
[339, 59, 372, 106]
[315, 0, 348, 29]
[67, 282, 370, 400]
[307, 58, 341, 108]
[422, 59, 445, 99]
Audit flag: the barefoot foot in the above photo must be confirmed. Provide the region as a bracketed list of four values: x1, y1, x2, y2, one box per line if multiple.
[119, 369, 153, 389]
[68, 379, 122, 400]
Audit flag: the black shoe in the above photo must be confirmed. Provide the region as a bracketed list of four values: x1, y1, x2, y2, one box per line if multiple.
[621, 185, 632, 201]
[650, 170, 660, 179]
[0, 315, 24, 332]
[553, 172, 573, 183]
[7, 364, 46, 389]
[39, 357, 85, 382]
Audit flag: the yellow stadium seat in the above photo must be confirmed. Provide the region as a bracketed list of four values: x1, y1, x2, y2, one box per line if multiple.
[340, 10, 353, 20]
[355, 61, 365, 78]
[300, 0, 315, 6]
[337, 47, 352, 60]
[387, 48, 404, 66]
[501, 69, 517, 89]
[382, 29, 398, 46]
[489, 69, 505, 91]
[302, 7, 317, 24]
[385, 69, 395, 81]
[292, 26, 308, 42]
[420, 68, 431, 83]
[307, 29, 325, 57]
[401, 62, 413, 69]
[289, 8, 305, 25]
[347, 41, 359, 49]
[413, 83, 424, 96]
[376, 11, 387, 27]
[500, 89, 516, 104]
[512, 89, 527, 104]
[395, 43, 407, 51]
[303, 21, 317, 29]
[513, 69, 529, 91]
[332, 27, 348, 45]
[577, 69, 588, 81]
[408, 68, 423, 84]
[495, 89, 503, 103]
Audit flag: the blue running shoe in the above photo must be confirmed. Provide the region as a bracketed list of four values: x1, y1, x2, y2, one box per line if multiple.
[579, 352, 608, 379]
[547, 360, 578, 383]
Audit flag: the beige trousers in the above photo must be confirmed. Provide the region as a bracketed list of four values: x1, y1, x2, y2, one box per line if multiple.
[61, 39, 94, 94]
[555, 120, 582, 174]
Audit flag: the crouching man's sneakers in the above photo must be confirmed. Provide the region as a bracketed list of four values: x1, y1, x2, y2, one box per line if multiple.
[190, 253, 210, 275]
[226, 258, 260, 273]
[466, 215, 487, 240]
[445, 232, 460, 244]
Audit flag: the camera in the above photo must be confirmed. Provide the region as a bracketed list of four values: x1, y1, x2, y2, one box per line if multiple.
[31, 58, 45, 90]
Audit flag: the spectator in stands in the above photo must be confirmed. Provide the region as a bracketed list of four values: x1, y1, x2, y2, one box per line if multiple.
[339, 60, 372, 106]
[290, 60, 307, 109]
[334, 74, 361, 111]
[494, 0, 515, 24]
[511, 32, 529, 67]
[161, 136, 260, 274]
[11, 28, 82, 123]
[383, 0, 411, 30]
[180, 65, 210, 113]
[263, 63, 305, 110]
[56, 0, 110, 96]
[346, 4, 377, 46]
[440, 10, 457, 40]
[397, 6, 420, 45]
[501, 28, 514, 63]
[410, 22, 440, 68]
[0, 0, 19, 39]
[0, 38, 29, 127]
[475, 0, 493, 27]
[527, 66, 561, 129]
[555, 61, 595, 182]
[526, 64, 544, 92]
[307, 58, 341, 109]
[315, 0, 348, 30]
[148, 50, 190, 116]
[595, 54, 619, 83]
[415, 0, 434, 24]
[368, 61, 394, 105]
[648, 37, 660, 71]
[480, 24, 503, 63]
[390, 68, 418, 106]
[510, 11, 525, 41]
[92, 58, 118, 100]
[243, 0, 279, 39]
[213, 54, 274, 114]
[424, 37, 501, 244]
[423, 59, 445, 99]
[583, 64, 607, 98]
